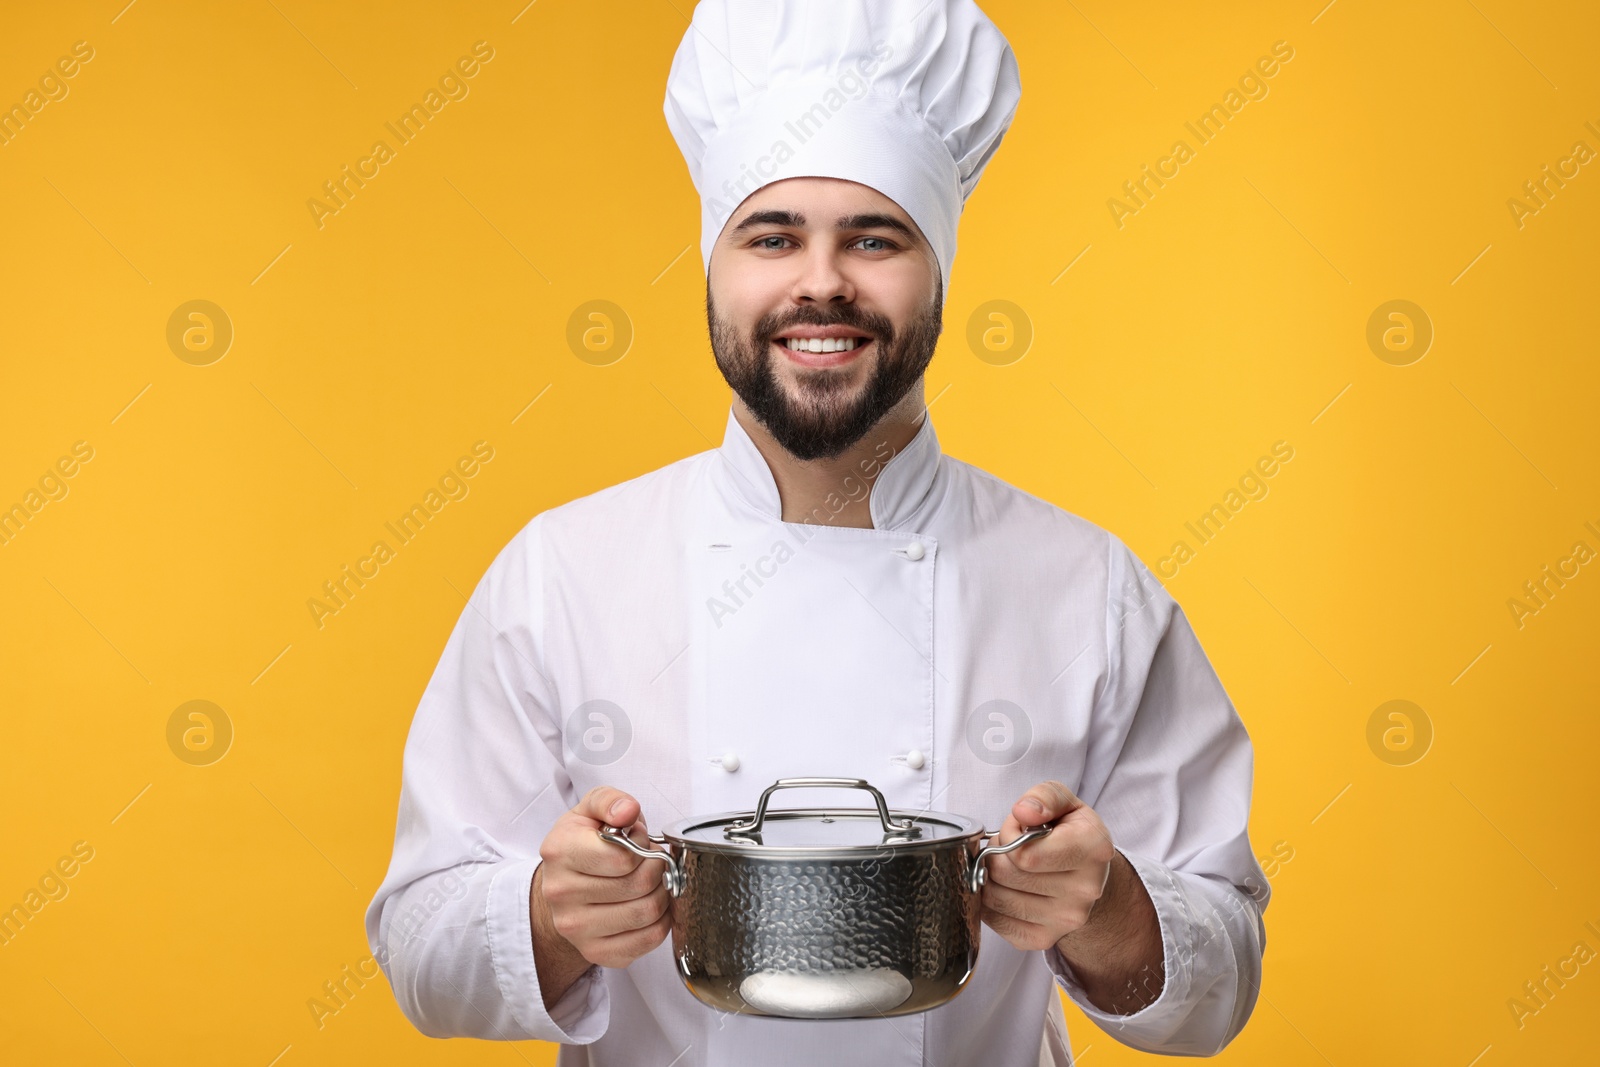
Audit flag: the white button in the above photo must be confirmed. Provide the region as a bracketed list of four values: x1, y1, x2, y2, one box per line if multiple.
[905, 749, 926, 770]
[904, 542, 925, 561]
[720, 752, 741, 773]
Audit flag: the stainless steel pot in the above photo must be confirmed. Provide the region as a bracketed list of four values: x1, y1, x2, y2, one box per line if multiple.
[598, 777, 1053, 1020]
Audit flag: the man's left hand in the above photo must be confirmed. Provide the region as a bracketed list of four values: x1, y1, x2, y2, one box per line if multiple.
[980, 781, 1116, 952]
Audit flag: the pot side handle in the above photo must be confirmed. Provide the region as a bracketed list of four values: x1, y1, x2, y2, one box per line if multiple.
[969, 822, 1055, 893]
[596, 826, 684, 897]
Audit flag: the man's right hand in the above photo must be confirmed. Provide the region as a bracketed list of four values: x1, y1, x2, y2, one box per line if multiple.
[534, 786, 673, 978]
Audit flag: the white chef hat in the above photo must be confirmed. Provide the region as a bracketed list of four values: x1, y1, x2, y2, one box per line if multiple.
[663, 0, 1021, 296]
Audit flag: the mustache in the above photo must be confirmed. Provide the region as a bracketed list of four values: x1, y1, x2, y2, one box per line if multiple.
[756, 307, 892, 345]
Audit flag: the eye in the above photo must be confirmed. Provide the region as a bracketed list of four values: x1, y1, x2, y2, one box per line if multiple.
[750, 234, 900, 252]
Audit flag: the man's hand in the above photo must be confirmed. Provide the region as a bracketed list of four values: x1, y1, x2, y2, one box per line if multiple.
[980, 780, 1165, 1015]
[980, 781, 1115, 951]
[530, 787, 673, 1009]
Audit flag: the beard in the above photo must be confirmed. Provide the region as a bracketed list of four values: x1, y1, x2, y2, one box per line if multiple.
[707, 278, 943, 462]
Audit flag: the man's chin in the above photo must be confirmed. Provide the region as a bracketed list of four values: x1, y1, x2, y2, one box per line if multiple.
[772, 378, 875, 422]
[738, 390, 867, 458]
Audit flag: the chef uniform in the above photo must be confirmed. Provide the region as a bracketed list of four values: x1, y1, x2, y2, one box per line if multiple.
[364, 2, 1270, 1065]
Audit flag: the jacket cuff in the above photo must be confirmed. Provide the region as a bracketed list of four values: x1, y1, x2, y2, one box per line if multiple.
[487, 857, 609, 1043]
[1045, 849, 1193, 1036]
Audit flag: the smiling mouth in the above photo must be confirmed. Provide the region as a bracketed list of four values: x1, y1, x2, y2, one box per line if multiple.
[772, 336, 874, 368]
[775, 335, 872, 354]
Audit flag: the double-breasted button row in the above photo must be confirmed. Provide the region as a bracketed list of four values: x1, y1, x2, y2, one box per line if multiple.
[710, 750, 927, 772]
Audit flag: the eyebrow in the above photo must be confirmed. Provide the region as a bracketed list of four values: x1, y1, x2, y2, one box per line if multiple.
[726, 209, 919, 245]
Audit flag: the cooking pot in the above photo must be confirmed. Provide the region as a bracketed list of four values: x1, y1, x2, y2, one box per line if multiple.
[598, 776, 1053, 1020]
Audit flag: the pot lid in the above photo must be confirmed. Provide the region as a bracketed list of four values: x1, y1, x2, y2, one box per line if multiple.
[665, 778, 981, 853]
[673, 807, 978, 850]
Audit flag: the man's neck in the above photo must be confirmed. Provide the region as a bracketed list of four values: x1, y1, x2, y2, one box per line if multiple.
[732, 384, 928, 530]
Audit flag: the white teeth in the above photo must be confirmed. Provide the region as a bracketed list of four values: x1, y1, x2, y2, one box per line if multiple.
[781, 336, 866, 353]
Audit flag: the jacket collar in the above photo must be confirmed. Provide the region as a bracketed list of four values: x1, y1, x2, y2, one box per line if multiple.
[713, 404, 943, 531]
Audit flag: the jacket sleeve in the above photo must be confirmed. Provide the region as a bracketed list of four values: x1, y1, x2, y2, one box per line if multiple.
[1044, 532, 1270, 1055]
[363, 512, 610, 1042]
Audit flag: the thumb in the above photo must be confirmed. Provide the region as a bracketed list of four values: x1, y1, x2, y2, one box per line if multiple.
[1013, 781, 1082, 825]
[575, 786, 641, 828]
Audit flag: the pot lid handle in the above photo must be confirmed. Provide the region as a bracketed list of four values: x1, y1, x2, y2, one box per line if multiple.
[724, 777, 921, 839]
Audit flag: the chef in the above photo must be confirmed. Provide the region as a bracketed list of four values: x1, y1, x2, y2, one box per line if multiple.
[364, 1, 1270, 1064]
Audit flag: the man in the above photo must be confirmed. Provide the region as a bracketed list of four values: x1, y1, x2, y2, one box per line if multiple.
[364, 2, 1269, 1064]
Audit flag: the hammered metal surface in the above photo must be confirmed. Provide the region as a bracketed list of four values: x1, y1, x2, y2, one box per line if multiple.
[671, 845, 983, 1018]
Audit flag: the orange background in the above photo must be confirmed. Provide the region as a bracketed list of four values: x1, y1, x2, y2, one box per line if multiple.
[2, 1, 1596, 1063]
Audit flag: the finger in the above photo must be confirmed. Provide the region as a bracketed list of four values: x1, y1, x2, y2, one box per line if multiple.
[623, 817, 652, 850]
[553, 818, 653, 878]
[574, 785, 641, 829]
[997, 819, 1108, 876]
[1012, 781, 1082, 826]
[583, 881, 672, 940]
[558, 855, 672, 904]
[586, 902, 674, 968]
[980, 903, 1058, 953]
[985, 869, 1100, 931]
[985, 849, 1077, 894]
[982, 879, 1061, 928]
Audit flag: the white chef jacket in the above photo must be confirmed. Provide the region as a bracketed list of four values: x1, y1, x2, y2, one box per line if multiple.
[364, 405, 1270, 1066]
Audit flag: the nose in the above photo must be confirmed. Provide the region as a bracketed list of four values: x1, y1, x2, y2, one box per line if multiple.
[788, 242, 855, 306]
